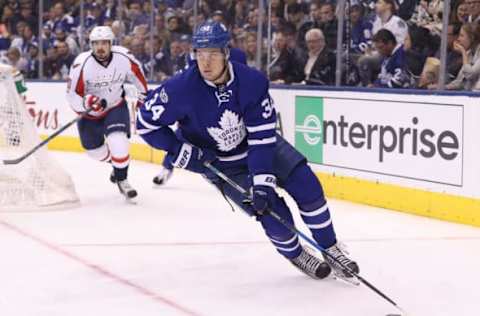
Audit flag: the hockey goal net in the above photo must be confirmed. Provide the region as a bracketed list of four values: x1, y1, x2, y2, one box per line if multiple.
[0, 65, 79, 210]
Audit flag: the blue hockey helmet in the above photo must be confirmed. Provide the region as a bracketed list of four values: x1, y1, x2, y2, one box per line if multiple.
[192, 21, 230, 50]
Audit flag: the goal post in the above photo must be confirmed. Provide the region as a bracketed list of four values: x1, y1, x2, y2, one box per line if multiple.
[0, 64, 79, 210]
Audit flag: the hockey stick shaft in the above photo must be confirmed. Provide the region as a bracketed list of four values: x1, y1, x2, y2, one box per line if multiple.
[204, 162, 406, 313]
[2, 109, 91, 165]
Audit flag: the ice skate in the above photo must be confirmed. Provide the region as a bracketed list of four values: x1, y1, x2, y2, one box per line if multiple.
[323, 243, 359, 283]
[117, 179, 137, 200]
[290, 247, 331, 279]
[109, 170, 116, 183]
[152, 166, 173, 186]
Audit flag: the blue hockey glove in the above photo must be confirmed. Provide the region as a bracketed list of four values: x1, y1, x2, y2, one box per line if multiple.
[169, 143, 216, 173]
[252, 174, 277, 216]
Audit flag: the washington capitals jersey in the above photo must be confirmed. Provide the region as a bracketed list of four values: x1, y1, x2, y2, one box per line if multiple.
[374, 44, 411, 88]
[137, 61, 277, 175]
[66, 45, 148, 118]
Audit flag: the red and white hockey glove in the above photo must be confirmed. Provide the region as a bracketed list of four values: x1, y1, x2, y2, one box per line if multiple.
[85, 94, 107, 113]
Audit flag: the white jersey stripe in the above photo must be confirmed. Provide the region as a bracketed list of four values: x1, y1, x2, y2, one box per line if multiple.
[274, 241, 301, 252]
[299, 204, 329, 217]
[246, 122, 276, 133]
[217, 152, 248, 161]
[137, 110, 161, 131]
[306, 219, 332, 229]
[270, 234, 298, 245]
[247, 136, 276, 146]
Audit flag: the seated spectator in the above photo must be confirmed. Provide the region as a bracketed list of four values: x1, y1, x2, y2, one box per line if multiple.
[268, 30, 302, 84]
[269, 13, 286, 36]
[297, 0, 324, 50]
[423, 22, 465, 88]
[0, 23, 11, 52]
[10, 24, 37, 57]
[12, 21, 28, 42]
[297, 28, 336, 85]
[41, 24, 56, 52]
[154, 14, 171, 44]
[84, 2, 105, 31]
[103, 0, 116, 20]
[358, 0, 408, 86]
[43, 45, 60, 79]
[143, 35, 165, 81]
[25, 43, 39, 79]
[45, 2, 76, 33]
[371, 29, 411, 88]
[232, 0, 249, 28]
[1, 5, 16, 36]
[54, 27, 79, 55]
[409, 0, 443, 36]
[418, 57, 440, 88]
[126, 0, 149, 33]
[318, 3, 338, 52]
[397, 0, 418, 21]
[156, 38, 185, 81]
[243, 8, 260, 34]
[271, 0, 285, 18]
[166, 12, 187, 39]
[404, 25, 430, 83]
[244, 32, 266, 71]
[445, 22, 480, 91]
[16, 3, 38, 34]
[54, 40, 75, 80]
[465, 0, 480, 23]
[297, 2, 338, 52]
[286, 3, 307, 31]
[130, 37, 150, 73]
[451, 0, 469, 24]
[1, 47, 28, 73]
[349, 2, 373, 58]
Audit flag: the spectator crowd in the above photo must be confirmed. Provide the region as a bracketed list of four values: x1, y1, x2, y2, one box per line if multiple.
[0, 0, 479, 91]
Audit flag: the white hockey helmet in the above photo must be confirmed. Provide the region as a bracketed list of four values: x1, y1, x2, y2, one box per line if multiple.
[89, 26, 115, 43]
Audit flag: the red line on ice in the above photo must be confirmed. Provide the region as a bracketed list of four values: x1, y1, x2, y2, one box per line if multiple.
[0, 220, 202, 316]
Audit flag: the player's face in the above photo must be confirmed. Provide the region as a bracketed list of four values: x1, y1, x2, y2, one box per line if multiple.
[92, 40, 112, 61]
[196, 48, 226, 82]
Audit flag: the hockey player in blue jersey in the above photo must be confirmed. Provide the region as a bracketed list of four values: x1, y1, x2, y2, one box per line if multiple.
[137, 21, 359, 280]
[152, 46, 247, 186]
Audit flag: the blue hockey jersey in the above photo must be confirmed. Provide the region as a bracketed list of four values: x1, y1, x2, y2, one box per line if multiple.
[374, 44, 411, 88]
[137, 61, 277, 175]
[350, 19, 372, 54]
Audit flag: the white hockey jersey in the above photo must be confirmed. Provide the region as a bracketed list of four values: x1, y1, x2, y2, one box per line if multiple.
[66, 45, 147, 118]
[372, 14, 408, 45]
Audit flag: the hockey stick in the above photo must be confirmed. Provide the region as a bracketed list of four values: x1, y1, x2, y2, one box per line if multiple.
[204, 162, 408, 316]
[2, 108, 93, 165]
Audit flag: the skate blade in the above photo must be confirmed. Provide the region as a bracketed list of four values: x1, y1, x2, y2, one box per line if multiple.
[124, 196, 137, 205]
[120, 191, 138, 204]
[331, 271, 360, 286]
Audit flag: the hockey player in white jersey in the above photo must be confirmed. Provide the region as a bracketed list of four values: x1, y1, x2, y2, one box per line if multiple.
[66, 26, 148, 199]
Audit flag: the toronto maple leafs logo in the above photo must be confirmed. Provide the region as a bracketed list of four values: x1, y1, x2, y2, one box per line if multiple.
[207, 110, 246, 151]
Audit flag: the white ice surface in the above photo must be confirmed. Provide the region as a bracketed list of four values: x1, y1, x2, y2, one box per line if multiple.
[1, 151, 480, 316]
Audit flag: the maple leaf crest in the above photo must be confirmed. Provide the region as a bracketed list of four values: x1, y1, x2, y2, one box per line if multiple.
[207, 110, 246, 152]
